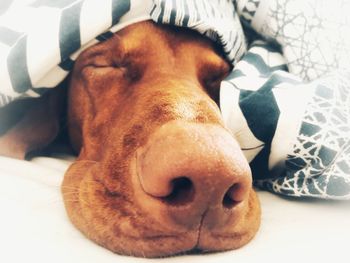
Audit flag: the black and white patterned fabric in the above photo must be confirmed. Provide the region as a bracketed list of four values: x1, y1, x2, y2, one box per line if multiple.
[236, 0, 350, 81]
[150, 0, 246, 64]
[221, 0, 350, 199]
[0, 0, 244, 107]
[1, 0, 350, 199]
[0, 0, 139, 106]
[221, 41, 350, 199]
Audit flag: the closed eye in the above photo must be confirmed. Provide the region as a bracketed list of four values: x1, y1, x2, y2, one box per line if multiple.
[77, 35, 125, 70]
[82, 51, 119, 69]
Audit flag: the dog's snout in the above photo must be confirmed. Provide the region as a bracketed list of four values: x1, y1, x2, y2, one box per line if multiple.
[136, 121, 252, 228]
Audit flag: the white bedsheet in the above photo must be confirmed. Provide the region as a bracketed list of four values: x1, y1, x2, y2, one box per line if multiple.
[1, 154, 349, 263]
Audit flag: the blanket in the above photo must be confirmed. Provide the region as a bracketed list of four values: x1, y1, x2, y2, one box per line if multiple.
[227, 0, 350, 199]
[0, 0, 350, 200]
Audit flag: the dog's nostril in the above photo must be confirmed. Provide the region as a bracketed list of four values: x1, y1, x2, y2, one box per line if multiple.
[222, 184, 241, 209]
[161, 177, 194, 206]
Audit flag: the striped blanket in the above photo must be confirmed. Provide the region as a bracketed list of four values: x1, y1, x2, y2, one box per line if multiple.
[1, 0, 350, 199]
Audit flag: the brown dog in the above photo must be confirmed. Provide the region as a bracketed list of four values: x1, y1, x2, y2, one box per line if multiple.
[0, 21, 260, 257]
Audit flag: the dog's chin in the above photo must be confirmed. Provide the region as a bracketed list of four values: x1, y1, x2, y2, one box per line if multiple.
[61, 160, 261, 258]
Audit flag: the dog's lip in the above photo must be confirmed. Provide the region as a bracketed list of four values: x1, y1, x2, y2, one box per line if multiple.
[118, 208, 240, 254]
[191, 209, 208, 250]
[121, 232, 180, 240]
[190, 210, 248, 252]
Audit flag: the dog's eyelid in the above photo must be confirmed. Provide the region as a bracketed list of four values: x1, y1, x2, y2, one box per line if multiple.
[78, 43, 125, 68]
[80, 53, 124, 69]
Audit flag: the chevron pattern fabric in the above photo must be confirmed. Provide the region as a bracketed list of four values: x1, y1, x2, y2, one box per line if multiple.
[150, 0, 246, 65]
[0, 0, 243, 107]
[0, 0, 144, 105]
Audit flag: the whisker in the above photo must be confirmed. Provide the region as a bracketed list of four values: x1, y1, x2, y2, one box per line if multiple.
[54, 192, 78, 197]
[60, 199, 81, 203]
[60, 186, 80, 190]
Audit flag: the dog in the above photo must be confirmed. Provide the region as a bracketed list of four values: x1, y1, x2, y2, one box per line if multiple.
[0, 21, 260, 257]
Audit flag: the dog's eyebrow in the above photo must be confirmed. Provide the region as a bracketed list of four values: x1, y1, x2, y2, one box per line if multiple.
[91, 34, 123, 53]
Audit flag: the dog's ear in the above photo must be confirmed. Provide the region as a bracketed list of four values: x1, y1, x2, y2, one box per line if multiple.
[0, 82, 66, 160]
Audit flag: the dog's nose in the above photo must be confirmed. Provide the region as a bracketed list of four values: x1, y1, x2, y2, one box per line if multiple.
[136, 121, 252, 228]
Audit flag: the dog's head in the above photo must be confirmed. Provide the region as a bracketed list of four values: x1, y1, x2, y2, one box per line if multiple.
[63, 21, 260, 257]
[0, 20, 260, 257]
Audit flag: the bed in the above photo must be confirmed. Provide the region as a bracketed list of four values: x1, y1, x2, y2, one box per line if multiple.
[1, 151, 349, 262]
